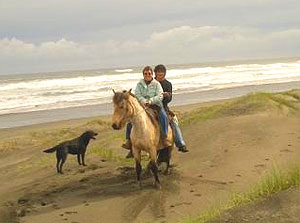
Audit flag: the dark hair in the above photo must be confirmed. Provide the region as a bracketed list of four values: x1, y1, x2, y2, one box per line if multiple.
[142, 66, 153, 74]
[154, 64, 166, 74]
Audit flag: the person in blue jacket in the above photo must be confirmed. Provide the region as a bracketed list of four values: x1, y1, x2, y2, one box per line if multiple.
[123, 66, 171, 158]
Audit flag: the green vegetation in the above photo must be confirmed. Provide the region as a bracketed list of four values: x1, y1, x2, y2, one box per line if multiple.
[180, 90, 300, 126]
[185, 163, 300, 223]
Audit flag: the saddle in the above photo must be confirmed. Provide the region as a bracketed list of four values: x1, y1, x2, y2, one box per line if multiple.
[145, 105, 176, 138]
[145, 104, 161, 124]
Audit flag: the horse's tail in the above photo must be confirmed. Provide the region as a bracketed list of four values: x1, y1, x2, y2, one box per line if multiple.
[43, 145, 59, 153]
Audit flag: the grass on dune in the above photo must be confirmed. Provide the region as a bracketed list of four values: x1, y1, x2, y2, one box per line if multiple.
[1, 119, 129, 173]
[184, 163, 300, 223]
[0, 118, 111, 153]
[180, 90, 300, 126]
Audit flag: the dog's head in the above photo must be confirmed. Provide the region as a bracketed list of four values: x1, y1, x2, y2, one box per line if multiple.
[82, 130, 98, 140]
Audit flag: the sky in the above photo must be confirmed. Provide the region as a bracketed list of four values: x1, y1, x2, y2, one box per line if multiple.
[0, 0, 300, 75]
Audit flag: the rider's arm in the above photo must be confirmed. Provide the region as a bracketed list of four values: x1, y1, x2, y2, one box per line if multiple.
[149, 83, 163, 106]
[164, 81, 172, 104]
[135, 82, 147, 104]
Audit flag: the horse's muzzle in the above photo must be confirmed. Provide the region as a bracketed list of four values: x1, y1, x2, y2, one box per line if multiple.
[112, 123, 120, 130]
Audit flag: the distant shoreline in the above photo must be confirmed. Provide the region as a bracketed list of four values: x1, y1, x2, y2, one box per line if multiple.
[1, 56, 299, 77]
[1, 80, 300, 129]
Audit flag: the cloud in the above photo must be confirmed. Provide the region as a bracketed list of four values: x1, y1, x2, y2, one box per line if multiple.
[1, 25, 300, 74]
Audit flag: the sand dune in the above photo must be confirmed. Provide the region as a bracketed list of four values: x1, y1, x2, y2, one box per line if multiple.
[1, 90, 300, 223]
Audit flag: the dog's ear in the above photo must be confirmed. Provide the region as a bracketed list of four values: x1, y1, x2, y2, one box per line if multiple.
[112, 89, 116, 95]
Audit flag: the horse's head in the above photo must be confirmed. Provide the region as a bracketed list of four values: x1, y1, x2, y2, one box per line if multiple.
[111, 89, 134, 130]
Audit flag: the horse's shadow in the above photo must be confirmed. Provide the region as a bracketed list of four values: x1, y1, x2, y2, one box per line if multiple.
[16, 165, 180, 217]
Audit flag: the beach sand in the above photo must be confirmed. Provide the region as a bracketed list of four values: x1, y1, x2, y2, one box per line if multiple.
[1, 88, 300, 223]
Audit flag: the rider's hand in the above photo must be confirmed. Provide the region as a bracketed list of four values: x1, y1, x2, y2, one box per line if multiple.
[162, 92, 169, 98]
[144, 101, 152, 107]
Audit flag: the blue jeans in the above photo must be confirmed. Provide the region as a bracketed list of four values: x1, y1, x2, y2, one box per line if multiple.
[170, 119, 186, 149]
[159, 108, 168, 138]
[125, 108, 169, 139]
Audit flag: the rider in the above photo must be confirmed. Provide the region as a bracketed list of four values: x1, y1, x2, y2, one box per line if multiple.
[123, 66, 171, 158]
[154, 64, 188, 153]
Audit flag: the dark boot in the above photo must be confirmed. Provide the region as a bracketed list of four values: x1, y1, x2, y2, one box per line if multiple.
[126, 150, 134, 158]
[178, 145, 189, 153]
[122, 139, 132, 150]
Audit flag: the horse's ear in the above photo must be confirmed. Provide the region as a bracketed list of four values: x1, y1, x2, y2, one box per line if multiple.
[124, 89, 132, 99]
[112, 89, 116, 95]
[128, 88, 135, 97]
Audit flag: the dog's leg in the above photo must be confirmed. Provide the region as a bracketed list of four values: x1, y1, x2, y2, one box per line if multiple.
[56, 159, 61, 174]
[59, 153, 67, 174]
[56, 152, 61, 174]
[82, 151, 86, 166]
[77, 154, 81, 165]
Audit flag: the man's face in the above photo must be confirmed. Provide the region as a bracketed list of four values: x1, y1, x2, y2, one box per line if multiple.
[143, 70, 153, 82]
[155, 71, 166, 82]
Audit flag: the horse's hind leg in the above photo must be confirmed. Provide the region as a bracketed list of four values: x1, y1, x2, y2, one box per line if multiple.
[156, 148, 170, 175]
[164, 147, 172, 175]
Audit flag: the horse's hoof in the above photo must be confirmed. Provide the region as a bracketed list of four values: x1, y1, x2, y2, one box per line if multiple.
[163, 169, 169, 175]
[155, 182, 162, 190]
[145, 166, 151, 175]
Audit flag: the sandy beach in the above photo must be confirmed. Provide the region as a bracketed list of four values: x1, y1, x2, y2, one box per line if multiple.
[2, 88, 300, 223]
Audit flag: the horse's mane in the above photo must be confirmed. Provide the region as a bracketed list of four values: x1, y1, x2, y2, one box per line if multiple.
[113, 91, 158, 126]
[128, 93, 159, 125]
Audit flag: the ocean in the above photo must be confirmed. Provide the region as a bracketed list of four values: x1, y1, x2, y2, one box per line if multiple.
[1, 57, 300, 117]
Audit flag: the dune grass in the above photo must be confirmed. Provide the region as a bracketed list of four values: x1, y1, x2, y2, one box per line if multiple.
[180, 90, 300, 126]
[184, 163, 300, 223]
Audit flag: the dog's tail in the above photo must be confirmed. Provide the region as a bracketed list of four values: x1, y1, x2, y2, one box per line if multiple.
[43, 146, 59, 153]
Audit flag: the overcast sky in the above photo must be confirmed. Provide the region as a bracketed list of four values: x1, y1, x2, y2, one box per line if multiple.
[1, 0, 300, 75]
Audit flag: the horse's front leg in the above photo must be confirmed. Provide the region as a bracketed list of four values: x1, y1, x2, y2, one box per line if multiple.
[149, 151, 161, 189]
[132, 147, 142, 188]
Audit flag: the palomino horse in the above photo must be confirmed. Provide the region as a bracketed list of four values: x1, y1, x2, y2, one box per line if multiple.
[111, 89, 174, 188]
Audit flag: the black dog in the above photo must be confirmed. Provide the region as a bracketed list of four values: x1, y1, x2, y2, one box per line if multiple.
[43, 130, 98, 174]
